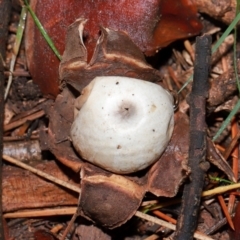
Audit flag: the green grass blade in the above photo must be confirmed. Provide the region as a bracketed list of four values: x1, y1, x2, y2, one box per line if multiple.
[13, 6, 28, 55]
[212, 99, 240, 142]
[212, 2, 240, 142]
[234, 0, 240, 94]
[5, 6, 28, 100]
[177, 75, 193, 94]
[211, 12, 240, 54]
[23, 0, 62, 60]
[209, 175, 234, 184]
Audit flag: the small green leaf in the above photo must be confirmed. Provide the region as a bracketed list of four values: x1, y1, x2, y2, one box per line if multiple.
[5, 6, 28, 100]
[209, 175, 234, 185]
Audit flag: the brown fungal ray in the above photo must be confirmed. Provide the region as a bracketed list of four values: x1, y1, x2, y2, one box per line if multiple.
[59, 19, 163, 93]
[45, 88, 83, 172]
[79, 163, 146, 228]
[148, 112, 190, 197]
[207, 138, 236, 182]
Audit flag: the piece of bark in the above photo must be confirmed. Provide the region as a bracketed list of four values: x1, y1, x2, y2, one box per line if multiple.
[147, 112, 190, 197]
[46, 88, 83, 172]
[3, 140, 42, 163]
[195, 0, 236, 25]
[2, 161, 79, 212]
[175, 35, 211, 240]
[0, 0, 11, 239]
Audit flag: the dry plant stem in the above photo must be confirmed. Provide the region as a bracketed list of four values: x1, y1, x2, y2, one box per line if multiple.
[60, 212, 78, 240]
[153, 210, 177, 224]
[204, 216, 230, 235]
[4, 55, 16, 100]
[223, 130, 240, 160]
[219, 36, 228, 73]
[0, 0, 11, 239]
[168, 66, 181, 90]
[203, 183, 240, 196]
[51, 224, 64, 234]
[184, 40, 195, 61]
[11, 102, 46, 120]
[60, 184, 82, 240]
[3, 109, 45, 132]
[3, 208, 212, 240]
[144, 234, 159, 240]
[3, 134, 39, 141]
[2, 155, 81, 193]
[228, 119, 239, 214]
[4, 70, 30, 77]
[3, 207, 77, 218]
[15, 121, 31, 136]
[217, 195, 235, 230]
[135, 212, 213, 240]
[175, 35, 212, 240]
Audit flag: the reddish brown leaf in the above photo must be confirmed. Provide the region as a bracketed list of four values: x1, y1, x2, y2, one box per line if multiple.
[80, 163, 146, 228]
[25, 0, 202, 97]
[34, 229, 57, 240]
[231, 201, 240, 239]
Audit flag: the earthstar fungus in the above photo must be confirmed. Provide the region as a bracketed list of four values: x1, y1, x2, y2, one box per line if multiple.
[38, 4, 236, 230]
[45, 18, 191, 228]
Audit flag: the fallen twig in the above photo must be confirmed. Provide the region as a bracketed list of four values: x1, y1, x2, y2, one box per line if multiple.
[228, 118, 239, 214]
[0, 0, 11, 238]
[135, 211, 213, 240]
[3, 109, 45, 132]
[175, 35, 212, 240]
[217, 195, 234, 230]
